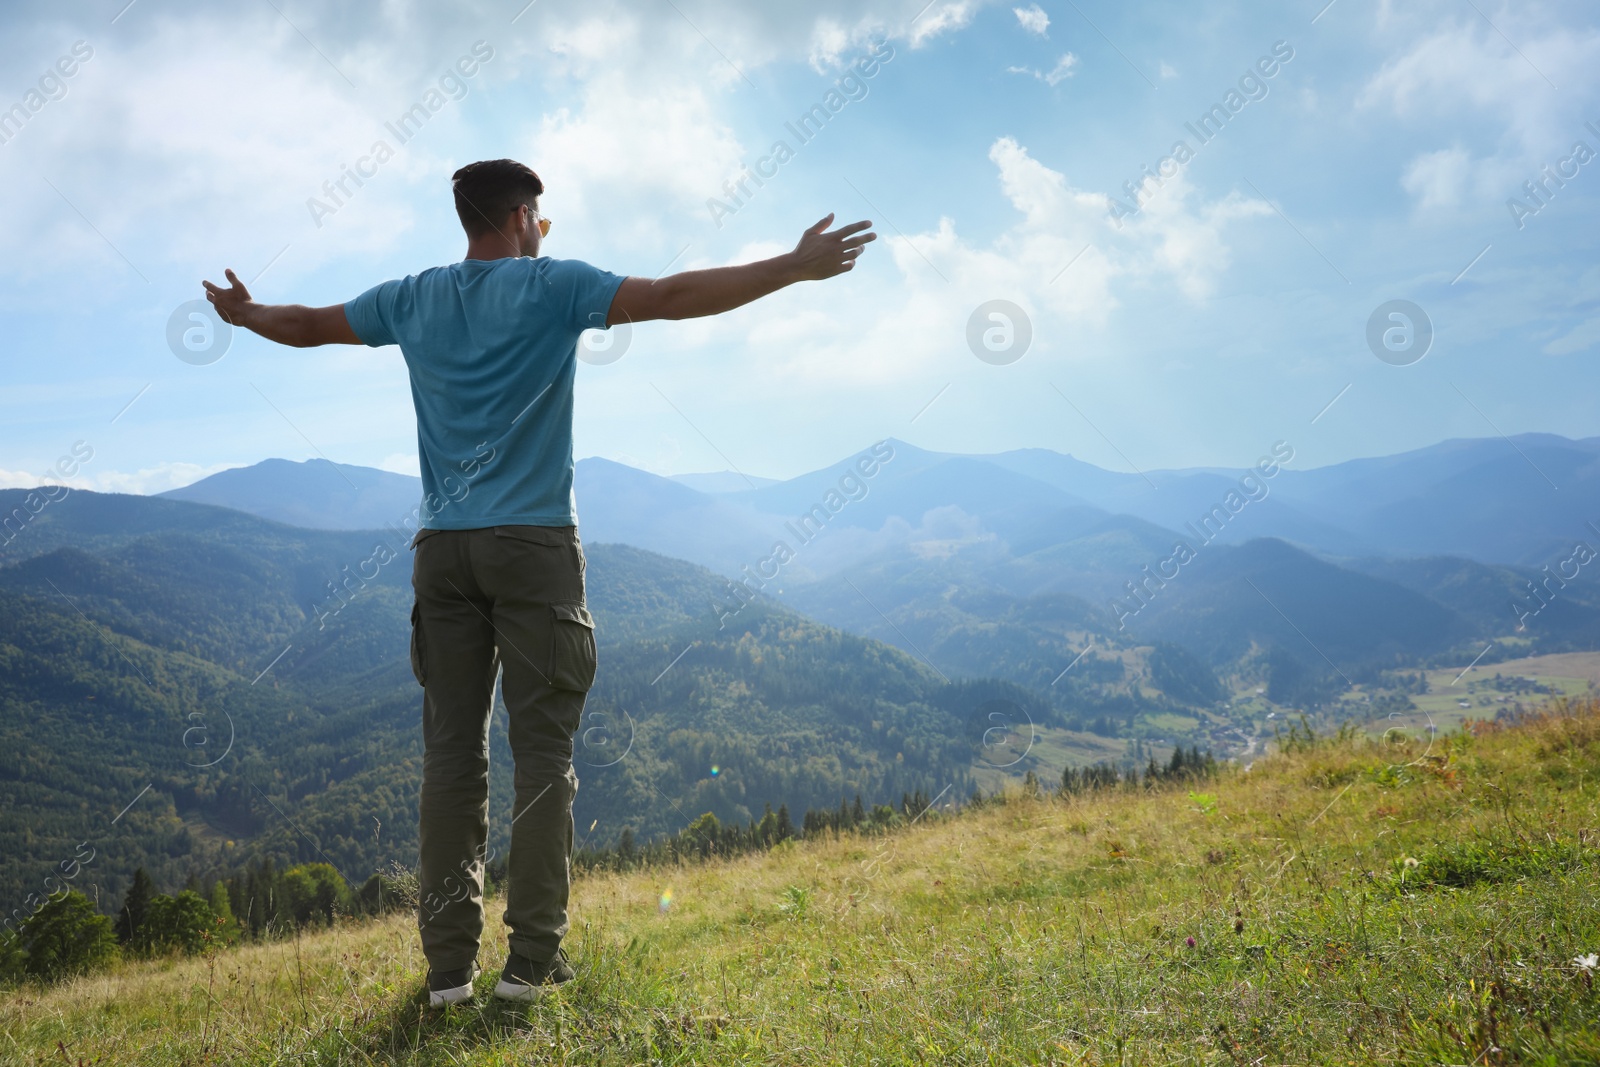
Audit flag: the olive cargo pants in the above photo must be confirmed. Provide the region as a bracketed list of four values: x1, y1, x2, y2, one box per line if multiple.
[409, 524, 596, 970]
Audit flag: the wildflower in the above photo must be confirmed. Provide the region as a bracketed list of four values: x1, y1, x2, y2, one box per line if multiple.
[1402, 857, 1419, 868]
[1575, 953, 1598, 972]
[1185, 936, 1196, 947]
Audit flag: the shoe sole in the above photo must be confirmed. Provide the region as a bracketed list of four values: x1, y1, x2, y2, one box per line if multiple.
[493, 978, 567, 1002]
[428, 981, 475, 1007]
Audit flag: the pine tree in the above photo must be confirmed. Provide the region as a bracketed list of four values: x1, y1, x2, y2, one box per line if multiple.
[243, 858, 276, 936]
[115, 867, 154, 948]
[775, 804, 794, 841]
[618, 827, 636, 866]
[208, 881, 238, 945]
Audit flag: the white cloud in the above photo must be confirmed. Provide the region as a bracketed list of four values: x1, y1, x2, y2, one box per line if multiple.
[808, 19, 857, 71]
[1159, 61, 1178, 79]
[1544, 316, 1600, 356]
[0, 453, 235, 495]
[1014, 5, 1049, 36]
[910, 1, 980, 48]
[69, 462, 240, 495]
[805, 14, 903, 70]
[0, 0, 991, 294]
[1006, 52, 1077, 86]
[1361, 19, 1600, 205]
[733, 135, 1271, 387]
[907, 504, 1000, 558]
[534, 75, 746, 252]
[1401, 146, 1471, 210]
[1118, 180, 1272, 301]
[1046, 53, 1079, 85]
[0, 468, 53, 490]
[378, 452, 421, 476]
[0, 21, 420, 285]
[1359, 22, 1563, 117]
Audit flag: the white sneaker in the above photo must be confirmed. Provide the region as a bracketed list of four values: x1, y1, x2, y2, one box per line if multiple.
[426, 964, 479, 1007]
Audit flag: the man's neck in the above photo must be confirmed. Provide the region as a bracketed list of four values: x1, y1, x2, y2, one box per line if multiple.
[463, 236, 528, 262]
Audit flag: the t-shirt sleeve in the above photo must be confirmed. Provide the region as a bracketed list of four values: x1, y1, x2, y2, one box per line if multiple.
[541, 258, 626, 333]
[343, 279, 404, 348]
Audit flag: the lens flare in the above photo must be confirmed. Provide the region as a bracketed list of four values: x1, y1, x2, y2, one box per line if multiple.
[658, 887, 674, 913]
[710, 765, 720, 777]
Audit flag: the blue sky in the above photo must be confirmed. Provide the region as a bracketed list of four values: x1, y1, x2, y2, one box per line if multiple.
[1, 0, 1597, 492]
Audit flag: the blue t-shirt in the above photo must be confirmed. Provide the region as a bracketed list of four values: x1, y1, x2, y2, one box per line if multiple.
[345, 256, 624, 530]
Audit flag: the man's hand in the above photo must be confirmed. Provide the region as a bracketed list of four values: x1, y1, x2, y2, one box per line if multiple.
[606, 213, 876, 325]
[201, 269, 360, 347]
[788, 213, 876, 281]
[202, 268, 253, 327]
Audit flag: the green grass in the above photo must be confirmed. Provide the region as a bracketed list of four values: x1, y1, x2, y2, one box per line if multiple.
[5, 699, 1600, 1065]
[1137, 712, 1200, 735]
[969, 725, 1128, 793]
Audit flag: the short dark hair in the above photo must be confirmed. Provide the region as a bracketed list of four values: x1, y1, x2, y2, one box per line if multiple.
[451, 159, 544, 237]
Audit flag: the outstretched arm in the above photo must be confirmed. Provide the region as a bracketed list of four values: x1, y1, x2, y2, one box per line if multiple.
[202, 269, 361, 348]
[606, 213, 875, 326]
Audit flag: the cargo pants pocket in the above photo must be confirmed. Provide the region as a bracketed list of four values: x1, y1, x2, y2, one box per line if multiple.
[409, 599, 427, 687]
[548, 602, 597, 692]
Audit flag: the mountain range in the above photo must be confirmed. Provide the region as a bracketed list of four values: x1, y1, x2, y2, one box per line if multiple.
[147, 434, 1600, 673]
[157, 433, 1600, 571]
[3, 432, 1598, 914]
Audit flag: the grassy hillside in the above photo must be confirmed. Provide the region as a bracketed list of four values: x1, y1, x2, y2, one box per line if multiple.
[6, 699, 1598, 1065]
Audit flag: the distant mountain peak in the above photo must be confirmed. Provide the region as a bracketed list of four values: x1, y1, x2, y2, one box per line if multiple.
[159, 458, 423, 531]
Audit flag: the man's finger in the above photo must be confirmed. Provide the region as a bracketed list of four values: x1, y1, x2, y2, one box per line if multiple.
[806, 213, 835, 235]
[224, 268, 241, 285]
[830, 219, 874, 237]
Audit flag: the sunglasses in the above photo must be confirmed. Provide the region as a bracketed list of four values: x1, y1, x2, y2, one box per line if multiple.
[526, 205, 552, 237]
